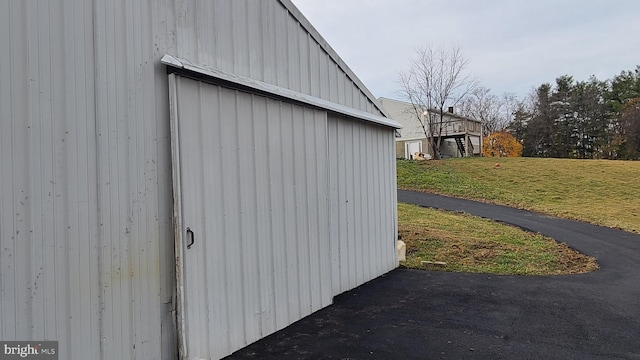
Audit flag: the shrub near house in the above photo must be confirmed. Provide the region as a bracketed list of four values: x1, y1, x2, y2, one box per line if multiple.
[483, 131, 523, 157]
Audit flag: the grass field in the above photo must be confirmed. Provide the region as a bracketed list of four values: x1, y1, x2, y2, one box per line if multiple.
[398, 203, 598, 275]
[397, 157, 640, 233]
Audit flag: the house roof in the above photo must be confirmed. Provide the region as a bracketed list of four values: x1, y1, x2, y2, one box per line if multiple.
[378, 97, 483, 124]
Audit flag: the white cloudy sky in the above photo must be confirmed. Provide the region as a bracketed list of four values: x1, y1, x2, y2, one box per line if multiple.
[291, 0, 640, 101]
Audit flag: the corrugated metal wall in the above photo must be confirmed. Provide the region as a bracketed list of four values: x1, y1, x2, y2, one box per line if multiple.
[170, 75, 398, 359]
[172, 0, 382, 116]
[328, 116, 399, 295]
[171, 76, 333, 359]
[0, 1, 395, 359]
[0, 0, 175, 359]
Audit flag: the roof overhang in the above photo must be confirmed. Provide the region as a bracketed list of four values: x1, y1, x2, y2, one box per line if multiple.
[161, 54, 401, 129]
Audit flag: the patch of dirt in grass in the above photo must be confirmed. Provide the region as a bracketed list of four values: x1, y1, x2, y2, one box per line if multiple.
[554, 242, 600, 274]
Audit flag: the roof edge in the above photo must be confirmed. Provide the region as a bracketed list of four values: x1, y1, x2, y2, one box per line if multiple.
[378, 97, 483, 124]
[161, 55, 401, 129]
[278, 0, 391, 119]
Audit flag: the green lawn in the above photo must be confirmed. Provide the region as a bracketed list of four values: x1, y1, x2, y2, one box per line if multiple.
[398, 203, 598, 275]
[397, 157, 640, 233]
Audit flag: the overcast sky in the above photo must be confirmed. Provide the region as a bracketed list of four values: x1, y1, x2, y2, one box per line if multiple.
[291, 0, 640, 102]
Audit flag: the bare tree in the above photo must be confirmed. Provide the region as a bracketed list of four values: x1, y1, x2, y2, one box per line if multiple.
[458, 87, 520, 136]
[399, 45, 477, 159]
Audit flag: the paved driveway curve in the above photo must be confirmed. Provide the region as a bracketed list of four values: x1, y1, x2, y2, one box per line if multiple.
[227, 190, 640, 359]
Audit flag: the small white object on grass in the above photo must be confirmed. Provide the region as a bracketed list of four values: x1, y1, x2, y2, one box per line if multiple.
[397, 240, 406, 262]
[421, 260, 447, 266]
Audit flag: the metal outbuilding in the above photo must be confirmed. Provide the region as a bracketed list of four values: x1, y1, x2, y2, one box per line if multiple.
[0, 1, 401, 359]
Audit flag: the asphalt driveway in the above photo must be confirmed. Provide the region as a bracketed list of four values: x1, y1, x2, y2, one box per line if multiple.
[226, 190, 640, 359]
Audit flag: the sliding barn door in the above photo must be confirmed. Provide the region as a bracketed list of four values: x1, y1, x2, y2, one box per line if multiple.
[168, 74, 332, 359]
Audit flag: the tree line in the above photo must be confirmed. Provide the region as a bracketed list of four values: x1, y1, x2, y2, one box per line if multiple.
[509, 68, 640, 160]
[399, 45, 640, 160]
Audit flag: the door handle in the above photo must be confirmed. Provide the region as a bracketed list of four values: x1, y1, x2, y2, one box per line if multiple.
[186, 227, 195, 249]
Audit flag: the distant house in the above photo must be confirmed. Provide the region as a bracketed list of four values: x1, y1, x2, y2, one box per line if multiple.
[379, 97, 483, 159]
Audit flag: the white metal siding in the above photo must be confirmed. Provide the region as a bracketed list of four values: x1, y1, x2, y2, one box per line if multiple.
[160, 55, 400, 129]
[379, 97, 427, 140]
[0, 1, 396, 359]
[0, 1, 174, 359]
[328, 116, 399, 295]
[170, 76, 332, 359]
[172, 0, 384, 118]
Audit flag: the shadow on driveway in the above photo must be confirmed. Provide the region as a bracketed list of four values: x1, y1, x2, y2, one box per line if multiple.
[227, 190, 640, 359]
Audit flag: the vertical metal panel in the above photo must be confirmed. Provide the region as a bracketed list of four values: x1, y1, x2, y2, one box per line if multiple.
[265, 99, 287, 330]
[171, 76, 332, 359]
[286, 17, 301, 93]
[273, 1, 289, 88]
[298, 32, 311, 95]
[280, 103, 300, 321]
[328, 116, 399, 295]
[231, 1, 250, 76]
[0, 2, 16, 342]
[212, 0, 232, 71]
[338, 71, 348, 108]
[251, 95, 276, 336]
[0, 1, 103, 358]
[0, 0, 175, 359]
[328, 117, 345, 293]
[93, 0, 174, 357]
[247, 1, 264, 81]
[318, 51, 329, 100]
[260, 0, 278, 85]
[309, 40, 320, 98]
